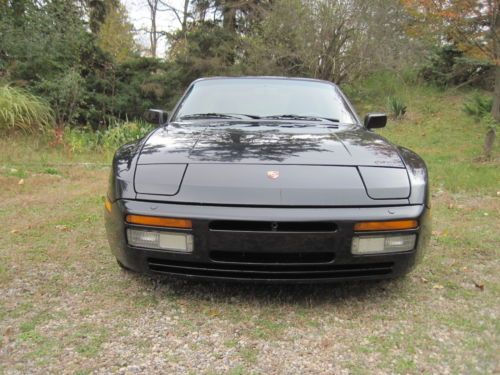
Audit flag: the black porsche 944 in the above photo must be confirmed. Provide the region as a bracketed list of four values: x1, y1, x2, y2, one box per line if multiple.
[104, 77, 431, 282]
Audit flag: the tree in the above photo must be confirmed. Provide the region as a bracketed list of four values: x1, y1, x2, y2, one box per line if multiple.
[404, 0, 499, 158]
[145, 0, 161, 57]
[243, 0, 419, 83]
[97, 2, 138, 62]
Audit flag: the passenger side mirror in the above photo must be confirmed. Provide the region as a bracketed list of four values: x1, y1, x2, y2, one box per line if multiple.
[145, 109, 168, 126]
[364, 113, 387, 129]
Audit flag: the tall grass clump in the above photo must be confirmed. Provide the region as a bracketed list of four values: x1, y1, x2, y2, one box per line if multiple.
[387, 96, 407, 119]
[0, 85, 54, 133]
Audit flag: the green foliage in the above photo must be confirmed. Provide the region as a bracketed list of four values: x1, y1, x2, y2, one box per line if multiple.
[97, 3, 137, 62]
[63, 127, 102, 153]
[0, 85, 54, 133]
[90, 58, 179, 123]
[168, 22, 242, 82]
[480, 113, 498, 132]
[419, 45, 493, 89]
[341, 70, 410, 104]
[462, 94, 493, 120]
[101, 121, 155, 149]
[63, 121, 154, 152]
[387, 96, 407, 119]
[36, 70, 85, 126]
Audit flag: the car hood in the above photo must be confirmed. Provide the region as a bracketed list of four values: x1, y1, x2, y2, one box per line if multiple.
[133, 122, 411, 206]
[137, 122, 405, 167]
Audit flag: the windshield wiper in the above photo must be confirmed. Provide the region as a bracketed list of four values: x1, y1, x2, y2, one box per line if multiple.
[262, 114, 339, 123]
[179, 113, 261, 120]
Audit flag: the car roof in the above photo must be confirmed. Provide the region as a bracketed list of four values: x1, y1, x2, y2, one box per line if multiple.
[192, 76, 337, 87]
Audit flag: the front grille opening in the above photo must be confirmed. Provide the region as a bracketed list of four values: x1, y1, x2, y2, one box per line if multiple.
[209, 220, 337, 232]
[147, 258, 394, 280]
[210, 251, 335, 264]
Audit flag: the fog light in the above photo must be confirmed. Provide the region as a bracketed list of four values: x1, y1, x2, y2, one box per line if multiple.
[352, 234, 416, 254]
[127, 229, 193, 252]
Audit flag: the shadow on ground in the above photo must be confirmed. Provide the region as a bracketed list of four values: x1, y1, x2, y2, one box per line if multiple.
[125, 270, 407, 307]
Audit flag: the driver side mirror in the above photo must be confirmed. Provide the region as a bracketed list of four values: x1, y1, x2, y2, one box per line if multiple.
[145, 109, 168, 126]
[364, 113, 387, 129]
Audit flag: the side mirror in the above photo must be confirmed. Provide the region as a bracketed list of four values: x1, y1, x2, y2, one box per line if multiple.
[364, 113, 387, 129]
[145, 109, 168, 126]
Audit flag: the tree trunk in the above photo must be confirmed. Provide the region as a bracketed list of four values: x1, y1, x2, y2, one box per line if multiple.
[485, 3, 499, 158]
[223, 0, 237, 32]
[492, 63, 500, 122]
[182, 0, 189, 31]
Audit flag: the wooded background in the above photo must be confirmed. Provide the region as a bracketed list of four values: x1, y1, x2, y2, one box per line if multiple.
[0, 0, 498, 154]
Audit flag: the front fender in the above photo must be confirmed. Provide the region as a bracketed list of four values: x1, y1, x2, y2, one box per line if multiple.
[398, 146, 430, 207]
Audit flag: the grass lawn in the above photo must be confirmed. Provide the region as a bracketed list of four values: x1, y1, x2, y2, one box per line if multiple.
[0, 87, 499, 374]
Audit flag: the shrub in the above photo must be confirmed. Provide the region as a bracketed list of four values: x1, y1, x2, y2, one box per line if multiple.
[0, 85, 54, 133]
[419, 45, 493, 89]
[462, 94, 493, 120]
[387, 96, 407, 119]
[36, 70, 85, 126]
[101, 121, 155, 149]
[63, 126, 102, 153]
[63, 120, 154, 152]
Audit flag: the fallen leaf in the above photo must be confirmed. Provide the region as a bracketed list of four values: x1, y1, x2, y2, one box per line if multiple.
[10, 168, 17, 173]
[207, 308, 220, 317]
[10, 229, 19, 234]
[432, 284, 444, 289]
[448, 203, 454, 209]
[473, 281, 484, 291]
[55, 225, 71, 232]
[18, 179, 24, 185]
[3, 326, 13, 345]
[420, 277, 428, 283]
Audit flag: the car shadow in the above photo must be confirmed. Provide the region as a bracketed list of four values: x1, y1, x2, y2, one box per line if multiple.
[127, 272, 408, 307]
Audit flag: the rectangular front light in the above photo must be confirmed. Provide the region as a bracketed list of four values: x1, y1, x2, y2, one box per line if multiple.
[127, 229, 193, 252]
[352, 234, 416, 254]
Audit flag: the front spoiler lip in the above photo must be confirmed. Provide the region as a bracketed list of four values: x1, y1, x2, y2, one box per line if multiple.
[142, 269, 400, 284]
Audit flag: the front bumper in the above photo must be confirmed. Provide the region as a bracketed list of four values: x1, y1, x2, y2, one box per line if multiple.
[105, 199, 430, 283]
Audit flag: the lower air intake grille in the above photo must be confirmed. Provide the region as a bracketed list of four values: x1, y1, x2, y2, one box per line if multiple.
[209, 251, 335, 264]
[147, 258, 393, 280]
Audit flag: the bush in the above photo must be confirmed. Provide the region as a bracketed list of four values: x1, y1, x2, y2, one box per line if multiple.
[101, 121, 155, 149]
[387, 96, 407, 119]
[63, 120, 154, 152]
[36, 70, 85, 126]
[420, 45, 493, 89]
[63, 127, 102, 153]
[462, 94, 493, 120]
[0, 85, 54, 133]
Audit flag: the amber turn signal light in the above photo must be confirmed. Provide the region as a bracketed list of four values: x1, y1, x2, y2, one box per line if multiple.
[354, 220, 418, 232]
[126, 215, 192, 229]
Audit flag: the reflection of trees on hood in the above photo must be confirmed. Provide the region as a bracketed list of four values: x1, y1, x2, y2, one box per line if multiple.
[190, 128, 329, 162]
[332, 130, 402, 165]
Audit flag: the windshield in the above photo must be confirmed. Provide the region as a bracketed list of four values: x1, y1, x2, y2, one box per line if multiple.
[172, 78, 358, 124]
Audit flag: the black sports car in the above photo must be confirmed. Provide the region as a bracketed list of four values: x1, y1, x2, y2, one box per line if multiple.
[104, 77, 430, 282]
